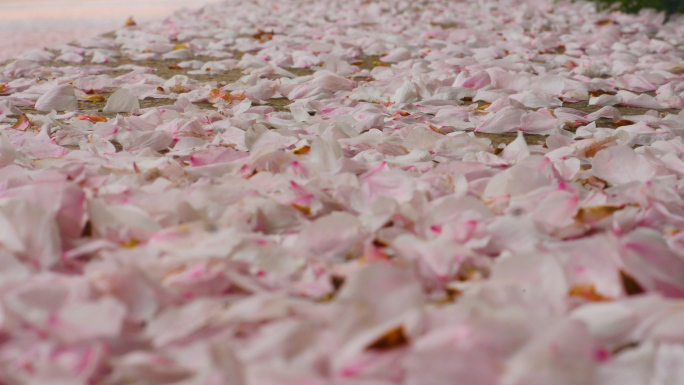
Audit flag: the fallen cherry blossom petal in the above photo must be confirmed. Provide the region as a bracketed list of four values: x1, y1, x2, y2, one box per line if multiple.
[103, 88, 140, 113]
[34, 84, 78, 112]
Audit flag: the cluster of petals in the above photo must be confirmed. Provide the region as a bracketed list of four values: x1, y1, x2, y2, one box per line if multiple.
[2, 0, 684, 384]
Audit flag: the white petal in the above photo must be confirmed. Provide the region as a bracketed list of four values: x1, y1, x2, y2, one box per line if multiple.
[35, 84, 78, 112]
[103, 88, 140, 113]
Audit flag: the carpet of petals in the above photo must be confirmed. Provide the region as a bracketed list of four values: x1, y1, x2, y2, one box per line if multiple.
[1, 0, 684, 383]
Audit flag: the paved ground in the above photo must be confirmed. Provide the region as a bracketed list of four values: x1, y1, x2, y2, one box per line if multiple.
[1, 0, 684, 383]
[0, 0, 218, 60]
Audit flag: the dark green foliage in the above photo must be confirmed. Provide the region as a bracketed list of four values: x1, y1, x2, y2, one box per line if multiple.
[592, 0, 684, 14]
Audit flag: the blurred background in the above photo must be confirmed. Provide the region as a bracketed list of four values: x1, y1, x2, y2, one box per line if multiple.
[0, 0, 218, 61]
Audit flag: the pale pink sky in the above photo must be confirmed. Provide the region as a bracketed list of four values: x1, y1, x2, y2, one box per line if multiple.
[0, 0, 219, 61]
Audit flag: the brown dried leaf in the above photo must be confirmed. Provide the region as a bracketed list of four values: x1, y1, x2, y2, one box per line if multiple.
[78, 114, 107, 123]
[434, 287, 462, 305]
[588, 90, 616, 97]
[253, 31, 274, 41]
[456, 262, 483, 282]
[372, 238, 389, 248]
[88, 114, 108, 123]
[584, 138, 616, 158]
[578, 176, 608, 190]
[575, 206, 622, 223]
[564, 121, 581, 130]
[620, 270, 645, 296]
[367, 326, 408, 351]
[170, 84, 189, 94]
[331, 275, 345, 291]
[612, 342, 640, 355]
[611, 120, 635, 128]
[143, 168, 162, 182]
[81, 221, 93, 237]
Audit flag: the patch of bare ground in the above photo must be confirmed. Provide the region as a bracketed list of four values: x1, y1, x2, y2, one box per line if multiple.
[100, 31, 117, 39]
[264, 98, 292, 112]
[430, 23, 460, 29]
[353, 55, 385, 71]
[141, 98, 214, 110]
[564, 100, 680, 117]
[462, 99, 492, 109]
[283, 67, 316, 77]
[16, 95, 217, 119]
[474, 132, 547, 148]
[78, 92, 113, 113]
[185, 69, 244, 84]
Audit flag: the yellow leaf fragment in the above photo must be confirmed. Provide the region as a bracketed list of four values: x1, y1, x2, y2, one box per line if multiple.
[121, 238, 140, 249]
[292, 145, 311, 155]
[568, 284, 612, 302]
[11, 114, 31, 130]
[291, 204, 311, 215]
[85, 95, 106, 103]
